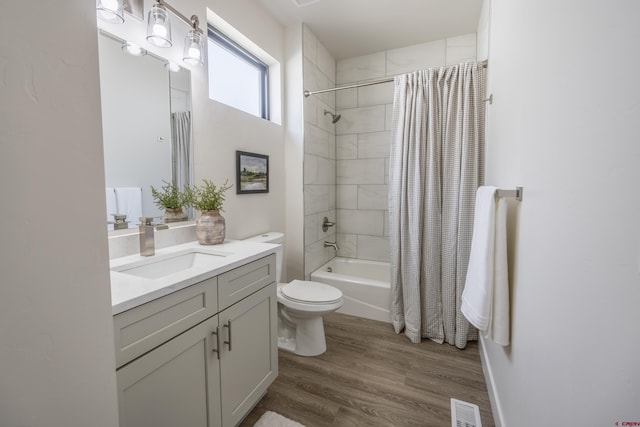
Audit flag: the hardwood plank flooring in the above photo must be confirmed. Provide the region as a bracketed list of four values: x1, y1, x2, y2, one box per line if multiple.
[239, 312, 494, 427]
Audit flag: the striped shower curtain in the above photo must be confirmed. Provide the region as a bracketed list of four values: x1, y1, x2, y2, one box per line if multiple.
[389, 63, 486, 349]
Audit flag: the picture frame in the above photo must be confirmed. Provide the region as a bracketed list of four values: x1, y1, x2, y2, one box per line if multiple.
[236, 151, 269, 194]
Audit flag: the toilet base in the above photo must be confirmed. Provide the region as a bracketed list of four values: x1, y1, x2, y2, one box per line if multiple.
[278, 305, 329, 356]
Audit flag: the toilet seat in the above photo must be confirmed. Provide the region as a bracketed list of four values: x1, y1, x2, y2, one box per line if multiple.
[280, 280, 342, 305]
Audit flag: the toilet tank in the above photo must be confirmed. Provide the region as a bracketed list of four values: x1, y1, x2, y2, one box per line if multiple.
[244, 232, 284, 283]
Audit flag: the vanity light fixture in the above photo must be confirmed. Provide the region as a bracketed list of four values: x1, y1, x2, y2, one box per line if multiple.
[147, 0, 205, 66]
[121, 41, 146, 57]
[96, 0, 124, 23]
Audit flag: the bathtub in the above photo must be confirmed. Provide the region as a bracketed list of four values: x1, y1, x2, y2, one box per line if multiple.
[310, 257, 392, 324]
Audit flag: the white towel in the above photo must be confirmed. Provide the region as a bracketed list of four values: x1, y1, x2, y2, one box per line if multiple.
[114, 187, 143, 226]
[106, 187, 117, 231]
[461, 186, 510, 346]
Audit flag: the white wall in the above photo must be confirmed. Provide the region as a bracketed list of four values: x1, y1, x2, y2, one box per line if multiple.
[284, 23, 305, 282]
[98, 0, 286, 242]
[482, 0, 640, 425]
[334, 35, 477, 263]
[0, 2, 119, 427]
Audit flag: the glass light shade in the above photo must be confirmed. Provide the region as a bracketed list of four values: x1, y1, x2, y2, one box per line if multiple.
[121, 42, 146, 57]
[183, 30, 205, 66]
[164, 61, 181, 72]
[96, 0, 124, 24]
[146, 4, 172, 48]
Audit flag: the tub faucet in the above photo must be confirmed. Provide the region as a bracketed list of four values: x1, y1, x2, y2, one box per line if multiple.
[324, 241, 339, 251]
[139, 217, 169, 257]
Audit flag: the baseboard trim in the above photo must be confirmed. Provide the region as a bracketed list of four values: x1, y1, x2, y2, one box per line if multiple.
[478, 335, 505, 427]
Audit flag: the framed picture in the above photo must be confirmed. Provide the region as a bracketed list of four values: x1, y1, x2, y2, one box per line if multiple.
[236, 151, 269, 194]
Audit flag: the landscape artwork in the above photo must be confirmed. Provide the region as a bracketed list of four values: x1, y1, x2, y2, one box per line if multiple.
[236, 151, 269, 194]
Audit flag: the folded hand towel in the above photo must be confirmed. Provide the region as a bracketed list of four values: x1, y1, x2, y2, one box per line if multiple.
[461, 186, 510, 346]
[114, 187, 142, 226]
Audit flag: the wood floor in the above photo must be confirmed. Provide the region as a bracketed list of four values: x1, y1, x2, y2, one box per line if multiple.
[239, 312, 495, 427]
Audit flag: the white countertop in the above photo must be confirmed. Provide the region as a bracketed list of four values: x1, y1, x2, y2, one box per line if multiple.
[110, 240, 279, 315]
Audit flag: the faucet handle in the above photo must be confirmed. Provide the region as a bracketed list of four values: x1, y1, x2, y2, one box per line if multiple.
[139, 217, 155, 226]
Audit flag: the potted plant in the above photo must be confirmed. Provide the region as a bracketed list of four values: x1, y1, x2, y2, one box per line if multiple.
[186, 179, 232, 245]
[150, 181, 189, 223]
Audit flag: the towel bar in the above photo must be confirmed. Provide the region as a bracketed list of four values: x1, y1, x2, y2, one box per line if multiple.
[496, 186, 523, 201]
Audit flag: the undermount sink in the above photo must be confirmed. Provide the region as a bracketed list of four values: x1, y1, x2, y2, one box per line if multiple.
[112, 249, 230, 280]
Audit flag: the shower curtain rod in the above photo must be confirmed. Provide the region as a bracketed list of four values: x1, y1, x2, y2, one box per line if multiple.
[304, 60, 488, 97]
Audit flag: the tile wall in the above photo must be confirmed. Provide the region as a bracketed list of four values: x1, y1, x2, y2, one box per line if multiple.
[334, 33, 477, 263]
[302, 25, 338, 278]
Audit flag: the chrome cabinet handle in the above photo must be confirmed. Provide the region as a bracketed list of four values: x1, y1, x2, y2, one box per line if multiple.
[223, 320, 232, 351]
[211, 327, 220, 359]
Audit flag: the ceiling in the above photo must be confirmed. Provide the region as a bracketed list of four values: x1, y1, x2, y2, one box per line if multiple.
[256, 0, 485, 60]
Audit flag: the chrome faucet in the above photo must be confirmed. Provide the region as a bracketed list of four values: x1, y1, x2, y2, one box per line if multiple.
[324, 241, 339, 251]
[139, 217, 169, 257]
[108, 213, 130, 230]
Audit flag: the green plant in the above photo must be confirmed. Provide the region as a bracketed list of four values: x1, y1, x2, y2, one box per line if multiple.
[186, 179, 232, 211]
[150, 181, 189, 210]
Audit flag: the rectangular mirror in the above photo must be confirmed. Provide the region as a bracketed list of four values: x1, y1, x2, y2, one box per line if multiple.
[97, 30, 193, 231]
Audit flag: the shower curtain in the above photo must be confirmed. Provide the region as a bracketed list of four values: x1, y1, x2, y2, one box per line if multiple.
[171, 111, 192, 191]
[389, 63, 485, 349]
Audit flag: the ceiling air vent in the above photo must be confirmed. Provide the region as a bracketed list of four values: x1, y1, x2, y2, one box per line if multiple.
[291, 0, 321, 7]
[450, 398, 482, 427]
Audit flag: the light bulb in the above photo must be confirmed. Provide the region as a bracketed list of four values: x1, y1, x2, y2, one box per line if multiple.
[188, 47, 201, 60]
[152, 23, 167, 38]
[96, 0, 124, 23]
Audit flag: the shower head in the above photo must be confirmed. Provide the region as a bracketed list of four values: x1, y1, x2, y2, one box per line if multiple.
[324, 109, 341, 124]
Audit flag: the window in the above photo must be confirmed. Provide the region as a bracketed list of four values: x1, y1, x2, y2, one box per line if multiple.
[207, 26, 269, 120]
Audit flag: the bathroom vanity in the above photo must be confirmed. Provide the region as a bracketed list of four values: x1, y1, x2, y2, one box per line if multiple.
[110, 240, 279, 427]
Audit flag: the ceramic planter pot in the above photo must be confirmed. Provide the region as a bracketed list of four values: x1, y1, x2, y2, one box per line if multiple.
[196, 210, 225, 245]
[162, 207, 188, 223]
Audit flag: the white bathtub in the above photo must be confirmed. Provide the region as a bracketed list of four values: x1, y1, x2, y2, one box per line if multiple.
[310, 257, 391, 324]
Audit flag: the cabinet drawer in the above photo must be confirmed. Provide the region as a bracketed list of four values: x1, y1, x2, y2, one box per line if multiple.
[218, 254, 275, 310]
[114, 277, 218, 368]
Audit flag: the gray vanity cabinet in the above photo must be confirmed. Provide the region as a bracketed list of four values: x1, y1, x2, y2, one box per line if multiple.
[114, 254, 278, 427]
[116, 314, 222, 427]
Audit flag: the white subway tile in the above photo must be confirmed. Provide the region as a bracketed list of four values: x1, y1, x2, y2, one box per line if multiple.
[336, 134, 357, 160]
[358, 185, 388, 210]
[337, 233, 357, 258]
[304, 123, 330, 157]
[304, 214, 319, 244]
[446, 33, 477, 66]
[337, 52, 386, 84]
[337, 185, 358, 209]
[358, 131, 391, 159]
[357, 235, 390, 262]
[302, 24, 317, 63]
[336, 105, 386, 135]
[387, 40, 446, 75]
[358, 81, 394, 107]
[336, 88, 357, 110]
[337, 210, 384, 235]
[337, 159, 385, 184]
[316, 41, 336, 83]
[304, 184, 330, 214]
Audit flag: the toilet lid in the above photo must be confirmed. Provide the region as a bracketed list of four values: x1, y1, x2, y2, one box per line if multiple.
[281, 280, 342, 304]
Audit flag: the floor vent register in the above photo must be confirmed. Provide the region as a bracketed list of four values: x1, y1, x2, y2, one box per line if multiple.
[450, 398, 482, 427]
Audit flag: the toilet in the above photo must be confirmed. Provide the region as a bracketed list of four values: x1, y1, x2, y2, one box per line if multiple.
[245, 232, 343, 356]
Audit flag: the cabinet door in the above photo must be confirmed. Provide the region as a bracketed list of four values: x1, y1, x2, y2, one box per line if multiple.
[219, 283, 278, 427]
[116, 315, 223, 427]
